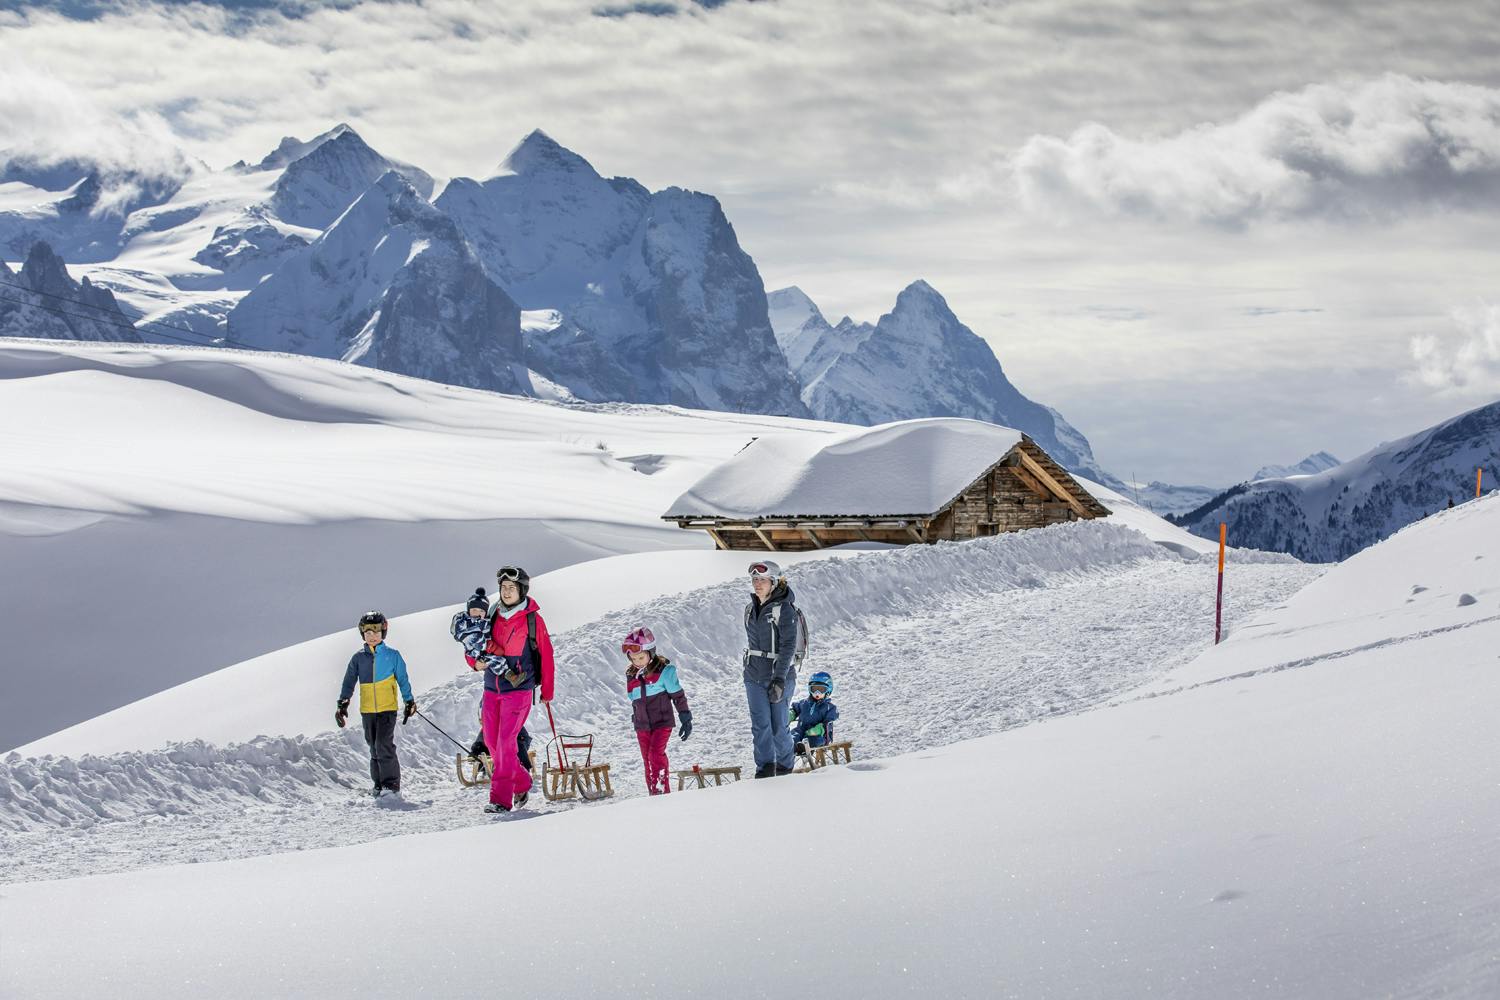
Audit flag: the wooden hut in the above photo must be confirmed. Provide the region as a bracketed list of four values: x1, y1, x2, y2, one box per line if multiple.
[663, 418, 1110, 551]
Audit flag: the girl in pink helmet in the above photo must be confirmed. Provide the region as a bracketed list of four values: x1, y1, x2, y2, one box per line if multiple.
[622, 627, 692, 795]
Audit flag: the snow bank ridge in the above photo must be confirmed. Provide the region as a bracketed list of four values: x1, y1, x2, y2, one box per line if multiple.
[1, 521, 1173, 834]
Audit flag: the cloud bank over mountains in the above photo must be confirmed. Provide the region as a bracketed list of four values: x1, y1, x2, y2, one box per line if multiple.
[1014, 75, 1500, 227]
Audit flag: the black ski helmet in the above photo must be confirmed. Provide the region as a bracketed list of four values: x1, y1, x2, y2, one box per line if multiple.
[357, 610, 389, 639]
[496, 565, 530, 605]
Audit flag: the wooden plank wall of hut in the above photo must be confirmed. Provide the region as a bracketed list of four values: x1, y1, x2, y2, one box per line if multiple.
[941, 464, 1077, 541]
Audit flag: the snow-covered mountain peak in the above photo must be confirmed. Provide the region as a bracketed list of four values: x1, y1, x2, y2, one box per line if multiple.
[792, 278, 1119, 486]
[887, 278, 957, 329]
[495, 129, 599, 180]
[267, 128, 434, 230]
[255, 123, 358, 171]
[1252, 451, 1341, 481]
[766, 286, 826, 343]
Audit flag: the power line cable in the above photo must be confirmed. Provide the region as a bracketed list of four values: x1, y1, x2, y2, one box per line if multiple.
[0, 291, 256, 350]
[0, 278, 257, 350]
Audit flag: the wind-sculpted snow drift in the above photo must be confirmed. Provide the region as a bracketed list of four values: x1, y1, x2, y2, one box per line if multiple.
[0, 521, 1314, 847]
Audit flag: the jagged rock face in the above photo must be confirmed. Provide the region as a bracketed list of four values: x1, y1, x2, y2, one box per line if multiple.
[1177, 404, 1500, 562]
[193, 208, 309, 277]
[441, 132, 808, 417]
[228, 172, 525, 393]
[365, 246, 527, 394]
[267, 129, 434, 230]
[789, 280, 1113, 484]
[0, 241, 140, 342]
[436, 130, 650, 306]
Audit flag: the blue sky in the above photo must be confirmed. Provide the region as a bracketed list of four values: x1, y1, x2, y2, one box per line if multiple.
[3, 0, 1499, 483]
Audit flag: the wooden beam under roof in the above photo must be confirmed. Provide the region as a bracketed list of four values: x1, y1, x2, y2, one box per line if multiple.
[1016, 449, 1089, 517]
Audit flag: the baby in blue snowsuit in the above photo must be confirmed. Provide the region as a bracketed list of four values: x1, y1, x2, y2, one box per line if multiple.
[789, 671, 839, 752]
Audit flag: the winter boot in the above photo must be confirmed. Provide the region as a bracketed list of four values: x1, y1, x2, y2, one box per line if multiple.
[484, 802, 510, 814]
[753, 764, 774, 779]
[513, 790, 529, 810]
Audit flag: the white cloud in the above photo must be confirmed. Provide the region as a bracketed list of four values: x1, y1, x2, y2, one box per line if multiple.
[1412, 303, 1500, 392]
[0, 63, 200, 181]
[1015, 75, 1500, 226]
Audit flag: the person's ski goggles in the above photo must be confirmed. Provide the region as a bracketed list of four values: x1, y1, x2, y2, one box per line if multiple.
[748, 562, 777, 579]
[360, 625, 384, 635]
[809, 683, 829, 697]
[496, 566, 525, 583]
[621, 642, 649, 656]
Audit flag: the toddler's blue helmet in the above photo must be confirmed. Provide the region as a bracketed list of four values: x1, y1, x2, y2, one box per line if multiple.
[808, 671, 834, 697]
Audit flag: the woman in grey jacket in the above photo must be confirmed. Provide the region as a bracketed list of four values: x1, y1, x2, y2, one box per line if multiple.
[743, 560, 799, 777]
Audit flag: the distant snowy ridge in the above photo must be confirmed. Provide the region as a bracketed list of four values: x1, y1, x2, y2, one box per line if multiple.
[1175, 401, 1500, 561]
[1252, 450, 1340, 481]
[768, 282, 1121, 487]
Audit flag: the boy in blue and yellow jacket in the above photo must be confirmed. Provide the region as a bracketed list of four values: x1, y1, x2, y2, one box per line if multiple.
[336, 610, 416, 796]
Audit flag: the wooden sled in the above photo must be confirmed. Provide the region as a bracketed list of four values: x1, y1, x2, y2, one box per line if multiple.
[541, 733, 614, 801]
[793, 740, 854, 773]
[675, 764, 743, 790]
[456, 750, 537, 787]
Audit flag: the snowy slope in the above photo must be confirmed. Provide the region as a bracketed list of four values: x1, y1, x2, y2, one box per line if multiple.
[1177, 399, 1500, 561]
[0, 339, 849, 751]
[6, 488, 1499, 996]
[17, 548, 860, 758]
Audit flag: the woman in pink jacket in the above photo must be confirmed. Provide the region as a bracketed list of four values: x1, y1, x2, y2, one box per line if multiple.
[466, 566, 555, 813]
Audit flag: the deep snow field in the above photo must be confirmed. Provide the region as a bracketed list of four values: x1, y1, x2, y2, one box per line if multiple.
[2, 339, 1496, 998]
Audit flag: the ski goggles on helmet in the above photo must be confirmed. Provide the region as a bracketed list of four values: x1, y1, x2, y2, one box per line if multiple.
[809, 683, 829, 698]
[748, 560, 782, 580]
[496, 566, 526, 583]
[621, 641, 649, 655]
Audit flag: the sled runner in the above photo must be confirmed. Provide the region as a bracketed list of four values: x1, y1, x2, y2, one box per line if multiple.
[456, 750, 537, 787]
[674, 764, 743, 790]
[793, 740, 854, 772]
[540, 732, 614, 801]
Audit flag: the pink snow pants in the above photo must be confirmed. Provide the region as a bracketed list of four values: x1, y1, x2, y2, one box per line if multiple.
[483, 689, 534, 807]
[636, 726, 672, 795]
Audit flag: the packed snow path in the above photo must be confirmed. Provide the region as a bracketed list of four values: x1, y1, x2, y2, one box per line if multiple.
[0, 523, 1318, 882]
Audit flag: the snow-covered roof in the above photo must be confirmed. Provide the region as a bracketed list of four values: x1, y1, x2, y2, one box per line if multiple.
[664, 418, 1030, 519]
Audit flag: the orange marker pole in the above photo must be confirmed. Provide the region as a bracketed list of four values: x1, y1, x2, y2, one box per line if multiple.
[1478, 468, 1484, 499]
[1215, 522, 1227, 645]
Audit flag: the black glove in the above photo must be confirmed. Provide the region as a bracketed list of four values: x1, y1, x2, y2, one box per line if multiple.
[334, 699, 349, 728]
[767, 679, 785, 704]
[403, 700, 417, 725]
[678, 711, 693, 741]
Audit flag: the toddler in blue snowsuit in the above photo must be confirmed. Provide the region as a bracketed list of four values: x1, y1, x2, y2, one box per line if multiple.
[789, 671, 839, 751]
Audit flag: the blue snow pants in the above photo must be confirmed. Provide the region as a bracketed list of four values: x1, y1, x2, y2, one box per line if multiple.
[745, 674, 796, 771]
